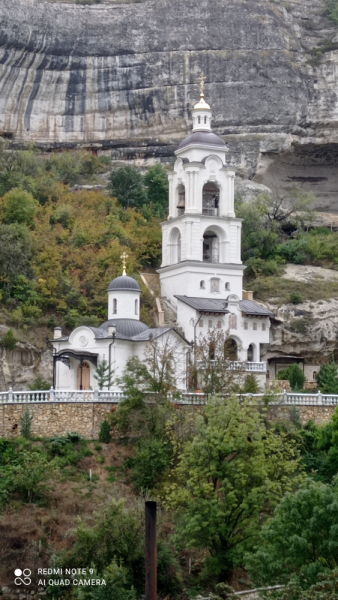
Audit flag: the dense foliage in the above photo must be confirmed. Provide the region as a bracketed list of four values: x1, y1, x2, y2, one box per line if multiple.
[0, 146, 161, 334]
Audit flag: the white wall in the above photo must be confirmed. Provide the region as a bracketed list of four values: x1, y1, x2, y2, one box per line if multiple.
[107, 289, 141, 320]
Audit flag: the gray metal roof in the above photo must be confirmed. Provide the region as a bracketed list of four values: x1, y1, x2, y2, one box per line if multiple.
[239, 300, 275, 317]
[132, 327, 172, 341]
[178, 131, 226, 150]
[107, 275, 141, 292]
[99, 318, 149, 337]
[175, 296, 229, 313]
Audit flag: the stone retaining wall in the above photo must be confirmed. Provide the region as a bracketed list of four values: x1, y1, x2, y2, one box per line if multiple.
[0, 401, 336, 440]
[0, 403, 117, 439]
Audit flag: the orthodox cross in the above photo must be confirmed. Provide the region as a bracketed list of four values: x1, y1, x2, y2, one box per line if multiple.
[121, 252, 129, 276]
[199, 72, 206, 97]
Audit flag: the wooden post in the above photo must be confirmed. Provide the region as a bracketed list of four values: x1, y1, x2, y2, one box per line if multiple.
[145, 501, 157, 600]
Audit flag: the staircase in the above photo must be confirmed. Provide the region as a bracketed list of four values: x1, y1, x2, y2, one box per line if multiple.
[140, 273, 184, 335]
[0, 357, 7, 391]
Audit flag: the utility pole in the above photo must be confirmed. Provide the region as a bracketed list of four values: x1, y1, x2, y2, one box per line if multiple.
[145, 501, 157, 600]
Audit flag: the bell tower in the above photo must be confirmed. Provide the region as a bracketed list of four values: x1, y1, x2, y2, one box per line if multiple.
[158, 77, 245, 306]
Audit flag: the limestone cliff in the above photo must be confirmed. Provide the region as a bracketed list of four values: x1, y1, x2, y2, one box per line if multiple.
[1, 0, 338, 207]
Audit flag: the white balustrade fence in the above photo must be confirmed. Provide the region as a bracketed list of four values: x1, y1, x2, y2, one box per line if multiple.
[0, 388, 338, 406]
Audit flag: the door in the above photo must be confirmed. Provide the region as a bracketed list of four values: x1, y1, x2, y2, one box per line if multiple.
[77, 361, 90, 390]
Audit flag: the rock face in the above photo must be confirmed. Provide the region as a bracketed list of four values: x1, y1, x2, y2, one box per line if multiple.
[1, 0, 338, 206]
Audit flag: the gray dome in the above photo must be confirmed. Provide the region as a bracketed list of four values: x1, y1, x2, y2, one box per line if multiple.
[178, 131, 226, 149]
[107, 275, 141, 292]
[99, 318, 149, 337]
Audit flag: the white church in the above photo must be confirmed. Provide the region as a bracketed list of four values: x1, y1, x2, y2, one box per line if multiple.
[52, 86, 274, 391]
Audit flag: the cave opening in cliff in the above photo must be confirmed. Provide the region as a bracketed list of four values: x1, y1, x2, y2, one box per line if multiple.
[255, 143, 338, 214]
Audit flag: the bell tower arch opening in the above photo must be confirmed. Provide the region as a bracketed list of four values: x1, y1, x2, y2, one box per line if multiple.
[202, 182, 219, 216]
[176, 184, 185, 216]
[170, 227, 181, 264]
[203, 229, 219, 263]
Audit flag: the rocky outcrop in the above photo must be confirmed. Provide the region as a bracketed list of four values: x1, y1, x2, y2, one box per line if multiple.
[0, 326, 52, 390]
[1, 0, 338, 206]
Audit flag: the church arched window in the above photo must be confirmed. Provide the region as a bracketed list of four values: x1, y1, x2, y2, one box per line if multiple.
[225, 282, 230, 291]
[135, 299, 138, 315]
[204, 116, 207, 124]
[229, 314, 237, 330]
[262, 322, 266, 331]
[244, 321, 248, 330]
[198, 116, 201, 124]
[200, 280, 205, 289]
[217, 320, 222, 329]
[208, 319, 213, 328]
[113, 299, 117, 314]
[253, 323, 257, 331]
[199, 319, 204, 328]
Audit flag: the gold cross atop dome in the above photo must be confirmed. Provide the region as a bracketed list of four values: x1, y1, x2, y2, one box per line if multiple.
[199, 72, 206, 98]
[194, 72, 211, 110]
[120, 252, 129, 276]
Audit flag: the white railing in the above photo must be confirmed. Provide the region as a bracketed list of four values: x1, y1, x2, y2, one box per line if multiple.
[1, 388, 338, 406]
[196, 360, 267, 373]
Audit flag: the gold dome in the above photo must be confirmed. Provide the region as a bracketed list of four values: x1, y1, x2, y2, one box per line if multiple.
[193, 93, 211, 111]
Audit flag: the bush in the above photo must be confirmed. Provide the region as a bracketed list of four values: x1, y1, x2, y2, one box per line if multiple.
[99, 420, 112, 444]
[28, 375, 51, 391]
[289, 316, 313, 334]
[73, 562, 136, 600]
[289, 291, 303, 304]
[19, 406, 34, 439]
[1, 328, 18, 350]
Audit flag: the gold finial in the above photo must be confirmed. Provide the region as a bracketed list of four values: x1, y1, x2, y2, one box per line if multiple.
[199, 72, 206, 98]
[120, 252, 129, 276]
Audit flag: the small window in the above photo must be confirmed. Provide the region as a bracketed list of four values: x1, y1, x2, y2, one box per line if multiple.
[199, 319, 204, 327]
[135, 299, 138, 315]
[198, 116, 201, 124]
[200, 280, 205, 289]
[244, 321, 248, 330]
[208, 320, 213, 329]
[253, 323, 257, 331]
[217, 320, 222, 329]
[313, 371, 317, 381]
[225, 282, 230, 291]
[262, 322, 266, 331]
[210, 278, 220, 293]
[204, 116, 207, 124]
[113, 298, 117, 314]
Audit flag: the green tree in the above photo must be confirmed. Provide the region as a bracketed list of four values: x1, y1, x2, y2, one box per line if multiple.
[2, 188, 38, 226]
[108, 167, 147, 210]
[73, 562, 136, 600]
[19, 406, 34, 439]
[1, 328, 18, 350]
[144, 163, 169, 217]
[94, 359, 113, 390]
[317, 361, 338, 394]
[265, 569, 338, 600]
[242, 373, 259, 393]
[0, 224, 32, 290]
[276, 364, 306, 391]
[235, 196, 279, 262]
[246, 479, 338, 588]
[99, 420, 112, 444]
[166, 396, 303, 580]
[128, 437, 170, 491]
